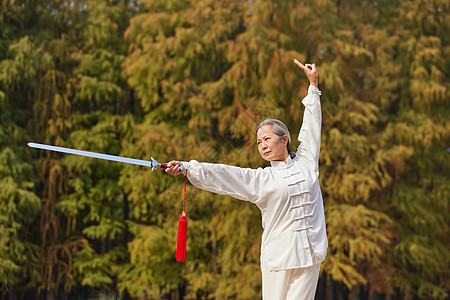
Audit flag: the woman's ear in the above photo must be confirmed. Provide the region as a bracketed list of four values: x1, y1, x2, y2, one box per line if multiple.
[283, 135, 289, 146]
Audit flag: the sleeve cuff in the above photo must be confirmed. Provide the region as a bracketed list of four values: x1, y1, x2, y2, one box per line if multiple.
[181, 161, 189, 176]
[308, 85, 321, 96]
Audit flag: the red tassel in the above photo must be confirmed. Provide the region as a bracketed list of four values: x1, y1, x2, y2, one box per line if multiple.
[176, 212, 187, 262]
[176, 169, 188, 262]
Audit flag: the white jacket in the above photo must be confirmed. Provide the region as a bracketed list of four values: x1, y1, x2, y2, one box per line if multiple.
[182, 85, 327, 271]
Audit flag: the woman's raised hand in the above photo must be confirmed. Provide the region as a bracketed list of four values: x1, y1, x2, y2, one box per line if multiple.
[294, 59, 318, 88]
[165, 161, 183, 176]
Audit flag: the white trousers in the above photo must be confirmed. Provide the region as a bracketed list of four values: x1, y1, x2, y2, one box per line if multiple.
[261, 259, 321, 300]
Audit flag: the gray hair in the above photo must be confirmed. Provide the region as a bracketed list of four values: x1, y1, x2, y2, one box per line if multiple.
[256, 119, 296, 158]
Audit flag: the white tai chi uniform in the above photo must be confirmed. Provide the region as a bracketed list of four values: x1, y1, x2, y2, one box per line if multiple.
[182, 85, 327, 300]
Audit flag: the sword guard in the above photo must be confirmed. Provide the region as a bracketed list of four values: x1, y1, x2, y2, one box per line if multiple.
[151, 157, 186, 172]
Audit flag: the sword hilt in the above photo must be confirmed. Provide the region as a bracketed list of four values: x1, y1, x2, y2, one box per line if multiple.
[150, 157, 186, 172]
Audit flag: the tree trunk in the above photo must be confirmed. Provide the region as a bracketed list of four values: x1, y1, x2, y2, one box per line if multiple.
[350, 287, 358, 300]
[368, 288, 377, 300]
[8, 287, 17, 300]
[326, 276, 334, 300]
[47, 290, 55, 300]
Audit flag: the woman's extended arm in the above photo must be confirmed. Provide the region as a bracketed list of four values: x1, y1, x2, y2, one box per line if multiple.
[165, 160, 269, 204]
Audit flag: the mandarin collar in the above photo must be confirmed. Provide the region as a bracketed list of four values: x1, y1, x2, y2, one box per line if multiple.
[270, 155, 293, 169]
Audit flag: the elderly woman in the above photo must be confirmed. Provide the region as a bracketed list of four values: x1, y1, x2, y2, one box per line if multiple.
[166, 60, 327, 300]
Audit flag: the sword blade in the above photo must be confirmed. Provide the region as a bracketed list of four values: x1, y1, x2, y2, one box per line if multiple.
[28, 142, 152, 168]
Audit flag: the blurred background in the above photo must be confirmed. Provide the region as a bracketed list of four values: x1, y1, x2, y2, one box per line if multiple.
[0, 0, 448, 299]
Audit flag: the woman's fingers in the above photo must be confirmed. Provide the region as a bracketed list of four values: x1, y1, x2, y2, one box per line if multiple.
[294, 59, 306, 71]
[294, 59, 314, 74]
[167, 161, 180, 168]
[165, 166, 180, 175]
[165, 161, 182, 175]
[294, 59, 318, 87]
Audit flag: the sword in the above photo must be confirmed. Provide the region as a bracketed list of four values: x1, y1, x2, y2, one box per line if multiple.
[27, 142, 185, 172]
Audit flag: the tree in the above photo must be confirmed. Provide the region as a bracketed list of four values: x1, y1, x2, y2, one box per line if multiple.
[386, 0, 449, 298]
[0, 43, 41, 297]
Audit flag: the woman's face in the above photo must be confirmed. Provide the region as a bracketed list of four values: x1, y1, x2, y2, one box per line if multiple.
[256, 125, 289, 162]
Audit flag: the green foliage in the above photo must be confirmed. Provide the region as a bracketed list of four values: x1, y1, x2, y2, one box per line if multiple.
[74, 246, 127, 288]
[0, 35, 41, 293]
[116, 221, 184, 298]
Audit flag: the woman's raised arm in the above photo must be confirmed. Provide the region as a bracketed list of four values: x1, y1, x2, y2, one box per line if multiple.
[293, 60, 322, 178]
